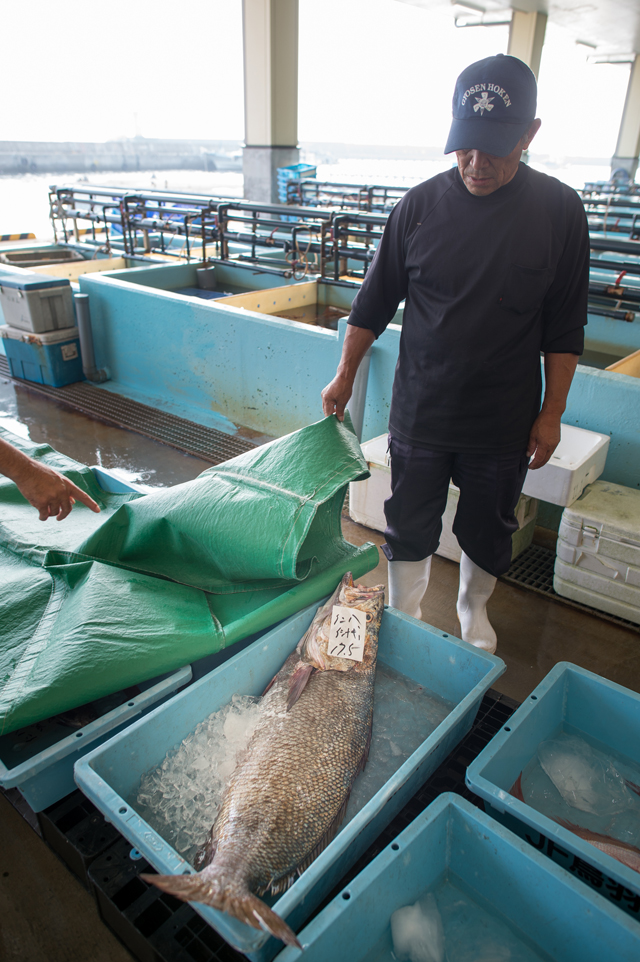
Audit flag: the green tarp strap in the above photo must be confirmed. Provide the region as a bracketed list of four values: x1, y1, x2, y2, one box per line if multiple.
[0, 416, 378, 733]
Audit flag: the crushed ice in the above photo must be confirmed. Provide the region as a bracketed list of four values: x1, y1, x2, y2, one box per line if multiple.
[134, 694, 262, 863]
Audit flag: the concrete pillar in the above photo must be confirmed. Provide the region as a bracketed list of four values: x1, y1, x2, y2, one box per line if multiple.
[507, 10, 547, 79]
[612, 56, 640, 180]
[242, 0, 300, 203]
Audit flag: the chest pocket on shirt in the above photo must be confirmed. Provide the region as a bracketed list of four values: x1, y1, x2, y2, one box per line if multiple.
[499, 265, 551, 315]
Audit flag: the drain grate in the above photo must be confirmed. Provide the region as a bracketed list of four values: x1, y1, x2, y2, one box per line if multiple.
[503, 543, 640, 634]
[0, 356, 257, 464]
[504, 543, 556, 593]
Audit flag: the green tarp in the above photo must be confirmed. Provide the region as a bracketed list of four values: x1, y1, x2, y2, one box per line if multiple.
[0, 416, 378, 733]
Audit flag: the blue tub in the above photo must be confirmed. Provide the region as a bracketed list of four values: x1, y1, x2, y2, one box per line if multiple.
[0, 666, 192, 812]
[74, 604, 504, 961]
[466, 661, 640, 922]
[274, 794, 640, 962]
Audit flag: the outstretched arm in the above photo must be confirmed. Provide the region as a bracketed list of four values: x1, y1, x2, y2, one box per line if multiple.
[527, 352, 579, 470]
[0, 436, 101, 520]
[321, 325, 376, 420]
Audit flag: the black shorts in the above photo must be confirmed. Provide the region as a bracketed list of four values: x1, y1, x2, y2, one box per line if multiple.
[381, 435, 530, 577]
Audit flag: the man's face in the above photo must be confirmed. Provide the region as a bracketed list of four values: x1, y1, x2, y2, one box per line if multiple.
[455, 119, 541, 197]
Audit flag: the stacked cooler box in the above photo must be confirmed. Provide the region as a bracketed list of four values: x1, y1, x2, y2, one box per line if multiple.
[0, 272, 83, 386]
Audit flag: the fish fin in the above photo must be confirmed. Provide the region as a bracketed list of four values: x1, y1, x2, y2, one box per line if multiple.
[286, 664, 316, 711]
[141, 873, 301, 949]
[262, 672, 279, 696]
[626, 778, 640, 797]
[357, 707, 374, 775]
[510, 772, 525, 802]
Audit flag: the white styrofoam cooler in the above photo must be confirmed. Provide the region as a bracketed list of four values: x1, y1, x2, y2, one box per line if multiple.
[522, 423, 610, 506]
[349, 435, 538, 563]
[554, 480, 640, 624]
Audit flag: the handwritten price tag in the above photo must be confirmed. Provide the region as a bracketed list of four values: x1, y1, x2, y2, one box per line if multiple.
[328, 606, 366, 662]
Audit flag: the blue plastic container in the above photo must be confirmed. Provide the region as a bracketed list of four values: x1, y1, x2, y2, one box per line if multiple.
[274, 794, 640, 962]
[74, 604, 504, 961]
[466, 661, 640, 922]
[0, 667, 192, 813]
[1, 324, 84, 386]
[276, 163, 317, 203]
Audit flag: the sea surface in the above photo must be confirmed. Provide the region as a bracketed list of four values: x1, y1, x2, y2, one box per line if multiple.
[0, 158, 615, 240]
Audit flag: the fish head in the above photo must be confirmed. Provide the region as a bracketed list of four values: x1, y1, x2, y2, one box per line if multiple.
[301, 579, 386, 672]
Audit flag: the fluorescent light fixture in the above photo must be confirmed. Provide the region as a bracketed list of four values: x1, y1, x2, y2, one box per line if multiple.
[587, 53, 636, 64]
[576, 39, 597, 50]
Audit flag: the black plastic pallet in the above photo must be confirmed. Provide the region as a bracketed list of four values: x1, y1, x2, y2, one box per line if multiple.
[89, 838, 241, 962]
[84, 689, 518, 962]
[37, 790, 121, 891]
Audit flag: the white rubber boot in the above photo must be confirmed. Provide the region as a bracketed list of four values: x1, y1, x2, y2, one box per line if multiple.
[456, 552, 498, 654]
[388, 557, 432, 620]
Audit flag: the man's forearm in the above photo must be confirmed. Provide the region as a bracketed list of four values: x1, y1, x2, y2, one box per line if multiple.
[337, 325, 376, 381]
[0, 435, 34, 484]
[527, 352, 579, 469]
[321, 324, 376, 419]
[541, 352, 579, 416]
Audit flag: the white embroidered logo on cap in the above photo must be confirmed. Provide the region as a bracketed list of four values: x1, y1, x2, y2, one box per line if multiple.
[474, 92, 494, 115]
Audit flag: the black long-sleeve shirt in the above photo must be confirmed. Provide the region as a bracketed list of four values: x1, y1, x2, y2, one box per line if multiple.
[348, 163, 589, 453]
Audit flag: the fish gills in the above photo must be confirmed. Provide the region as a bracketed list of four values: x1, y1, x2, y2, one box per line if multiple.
[143, 573, 386, 948]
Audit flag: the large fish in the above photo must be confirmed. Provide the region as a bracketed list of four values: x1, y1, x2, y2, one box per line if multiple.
[142, 573, 386, 948]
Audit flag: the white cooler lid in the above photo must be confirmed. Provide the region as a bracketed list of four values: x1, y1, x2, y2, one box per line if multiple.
[0, 324, 79, 344]
[361, 434, 389, 467]
[562, 480, 640, 543]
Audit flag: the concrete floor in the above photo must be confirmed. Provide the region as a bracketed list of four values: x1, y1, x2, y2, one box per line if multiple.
[1, 370, 639, 961]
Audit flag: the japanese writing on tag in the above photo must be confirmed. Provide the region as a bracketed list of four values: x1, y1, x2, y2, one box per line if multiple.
[328, 606, 366, 661]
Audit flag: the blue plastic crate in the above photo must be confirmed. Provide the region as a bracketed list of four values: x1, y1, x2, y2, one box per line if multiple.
[277, 163, 317, 203]
[0, 666, 192, 813]
[1, 324, 84, 387]
[74, 603, 504, 961]
[274, 794, 640, 962]
[466, 661, 640, 921]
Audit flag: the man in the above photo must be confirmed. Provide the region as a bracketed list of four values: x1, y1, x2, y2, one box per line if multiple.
[0, 434, 100, 520]
[321, 54, 588, 653]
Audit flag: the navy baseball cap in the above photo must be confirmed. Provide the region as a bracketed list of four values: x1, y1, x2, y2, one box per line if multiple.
[444, 54, 537, 157]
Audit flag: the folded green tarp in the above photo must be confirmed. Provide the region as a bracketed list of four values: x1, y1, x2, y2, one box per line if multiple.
[0, 416, 378, 733]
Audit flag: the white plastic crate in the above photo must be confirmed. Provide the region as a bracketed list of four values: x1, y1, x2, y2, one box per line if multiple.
[554, 480, 640, 623]
[522, 423, 610, 506]
[349, 435, 537, 562]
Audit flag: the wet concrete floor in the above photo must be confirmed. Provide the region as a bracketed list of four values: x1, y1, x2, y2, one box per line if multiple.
[1, 370, 639, 961]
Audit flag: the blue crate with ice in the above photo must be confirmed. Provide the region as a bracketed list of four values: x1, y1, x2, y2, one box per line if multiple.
[274, 793, 640, 962]
[74, 582, 504, 962]
[466, 661, 640, 920]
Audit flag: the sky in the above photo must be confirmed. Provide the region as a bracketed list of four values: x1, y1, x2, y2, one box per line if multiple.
[0, 0, 631, 159]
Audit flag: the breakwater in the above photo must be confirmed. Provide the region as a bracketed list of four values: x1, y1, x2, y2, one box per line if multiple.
[0, 139, 242, 175]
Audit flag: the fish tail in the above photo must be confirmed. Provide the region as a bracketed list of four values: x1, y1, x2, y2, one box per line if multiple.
[141, 873, 302, 949]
